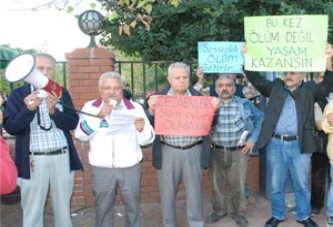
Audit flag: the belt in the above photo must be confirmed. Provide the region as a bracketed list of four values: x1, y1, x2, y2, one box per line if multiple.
[273, 134, 298, 141]
[213, 144, 244, 151]
[161, 141, 202, 150]
[30, 147, 68, 156]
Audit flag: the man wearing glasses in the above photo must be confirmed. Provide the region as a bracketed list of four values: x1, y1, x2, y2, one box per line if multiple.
[75, 71, 155, 227]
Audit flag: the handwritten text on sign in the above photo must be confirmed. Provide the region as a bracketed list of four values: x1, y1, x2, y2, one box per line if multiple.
[154, 95, 215, 136]
[244, 15, 328, 72]
[198, 41, 244, 73]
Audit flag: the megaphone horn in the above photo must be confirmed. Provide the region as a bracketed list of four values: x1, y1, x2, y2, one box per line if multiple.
[4, 54, 62, 96]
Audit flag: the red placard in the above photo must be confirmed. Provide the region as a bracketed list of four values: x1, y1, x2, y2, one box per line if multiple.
[154, 95, 215, 136]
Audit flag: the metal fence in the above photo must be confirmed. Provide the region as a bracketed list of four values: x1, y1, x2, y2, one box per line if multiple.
[1, 60, 199, 99]
[114, 60, 198, 100]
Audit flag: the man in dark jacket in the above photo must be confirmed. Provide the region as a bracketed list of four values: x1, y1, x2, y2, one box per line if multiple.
[147, 62, 220, 227]
[242, 43, 333, 227]
[4, 53, 83, 227]
[123, 83, 133, 100]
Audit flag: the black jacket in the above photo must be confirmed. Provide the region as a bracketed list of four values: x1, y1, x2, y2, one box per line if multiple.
[3, 84, 83, 179]
[245, 70, 333, 153]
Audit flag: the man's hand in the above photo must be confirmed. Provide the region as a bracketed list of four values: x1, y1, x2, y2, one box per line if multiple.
[46, 91, 61, 114]
[98, 102, 114, 118]
[211, 97, 221, 111]
[241, 140, 254, 155]
[196, 67, 205, 85]
[147, 95, 159, 115]
[24, 91, 43, 111]
[134, 117, 145, 132]
[241, 44, 247, 56]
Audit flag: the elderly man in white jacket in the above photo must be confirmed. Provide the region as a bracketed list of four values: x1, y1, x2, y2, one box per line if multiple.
[75, 71, 155, 227]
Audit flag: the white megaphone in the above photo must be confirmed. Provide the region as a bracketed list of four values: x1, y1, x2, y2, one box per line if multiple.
[4, 54, 62, 96]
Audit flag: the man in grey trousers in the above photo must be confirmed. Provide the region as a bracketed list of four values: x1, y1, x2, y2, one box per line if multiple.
[147, 62, 220, 227]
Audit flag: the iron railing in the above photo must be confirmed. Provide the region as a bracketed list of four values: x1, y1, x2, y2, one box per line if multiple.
[1, 60, 199, 99]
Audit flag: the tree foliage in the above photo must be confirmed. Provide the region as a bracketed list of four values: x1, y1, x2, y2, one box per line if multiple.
[98, 0, 333, 61]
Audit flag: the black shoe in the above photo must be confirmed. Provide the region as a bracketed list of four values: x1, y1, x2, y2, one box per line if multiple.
[311, 207, 321, 216]
[232, 215, 249, 226]
[297, 218, 318, 227]
[206, 212, 227, 223]
[265, 217, 284, 227]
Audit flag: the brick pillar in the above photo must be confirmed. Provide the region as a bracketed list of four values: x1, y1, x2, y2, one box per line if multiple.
[66, 47, 115, 109]
[66, 47, 115, 207]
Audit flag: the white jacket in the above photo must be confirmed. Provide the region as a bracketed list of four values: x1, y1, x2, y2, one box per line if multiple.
[75, 98, 155, 168]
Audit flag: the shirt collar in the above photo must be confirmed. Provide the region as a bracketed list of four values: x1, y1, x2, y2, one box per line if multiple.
[167, 87, 191, 96]
[283, 81, 303, 93]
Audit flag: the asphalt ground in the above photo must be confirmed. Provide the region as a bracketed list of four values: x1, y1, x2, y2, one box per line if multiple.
[0, 193, 327, 227]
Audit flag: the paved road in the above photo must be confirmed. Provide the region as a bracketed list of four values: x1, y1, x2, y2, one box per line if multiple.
[0, 193, 327, 227]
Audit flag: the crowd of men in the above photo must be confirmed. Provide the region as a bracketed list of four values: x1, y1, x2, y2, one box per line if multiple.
[1, 43, 333, 227]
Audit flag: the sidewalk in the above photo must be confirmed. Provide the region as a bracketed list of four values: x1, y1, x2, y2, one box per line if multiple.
[0, 193, 326, 227]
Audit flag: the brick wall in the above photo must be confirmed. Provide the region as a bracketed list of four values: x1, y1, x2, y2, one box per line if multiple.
[66, 47, 260, 208]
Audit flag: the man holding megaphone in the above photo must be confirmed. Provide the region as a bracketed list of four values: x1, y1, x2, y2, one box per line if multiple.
[3, 53, 83, 227]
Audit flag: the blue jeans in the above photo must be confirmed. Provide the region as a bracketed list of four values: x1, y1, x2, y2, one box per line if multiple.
[326, 165, 333, 216]
[266, 137, 311, 221]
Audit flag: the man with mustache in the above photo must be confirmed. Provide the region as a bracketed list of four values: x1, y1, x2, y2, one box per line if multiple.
[242, 43, 333, 227]
[147, 62, 220, 227]
[75, 71, 155, 227]
[206, 74, 264, 226]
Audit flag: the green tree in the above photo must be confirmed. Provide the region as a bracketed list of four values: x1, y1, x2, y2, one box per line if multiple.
[99, 0, 333, 61]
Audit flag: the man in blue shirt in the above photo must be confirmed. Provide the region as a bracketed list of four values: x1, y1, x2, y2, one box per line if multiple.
[242, 43, 333, 227]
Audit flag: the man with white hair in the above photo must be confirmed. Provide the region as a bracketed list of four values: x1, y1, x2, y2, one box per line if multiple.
[75, 71, 155, 227]
[147, 62, 220, 227]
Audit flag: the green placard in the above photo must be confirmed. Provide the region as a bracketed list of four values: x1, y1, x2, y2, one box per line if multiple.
[244, 15, 328, 72]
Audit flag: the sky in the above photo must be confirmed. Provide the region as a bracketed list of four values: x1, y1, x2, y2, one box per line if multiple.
[0, 0, 104, 61]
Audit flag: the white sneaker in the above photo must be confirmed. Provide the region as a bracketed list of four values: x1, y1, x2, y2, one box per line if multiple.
[326, 216, 333, 227]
